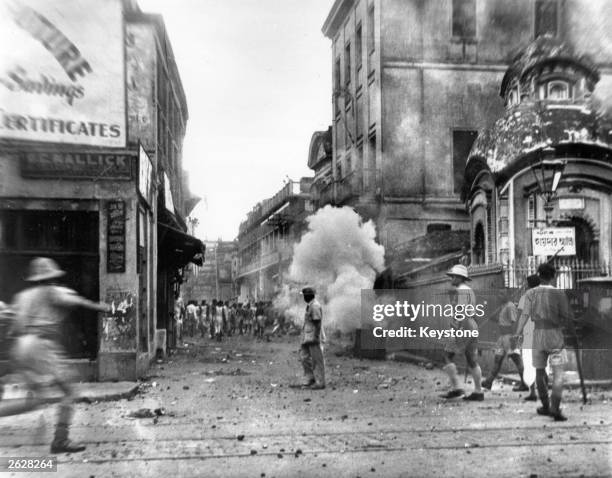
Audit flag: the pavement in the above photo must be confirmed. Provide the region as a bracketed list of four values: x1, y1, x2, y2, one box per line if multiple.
[0, 334, 611, 477]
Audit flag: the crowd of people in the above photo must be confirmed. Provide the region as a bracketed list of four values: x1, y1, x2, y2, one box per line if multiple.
[173, 297, 288, 343]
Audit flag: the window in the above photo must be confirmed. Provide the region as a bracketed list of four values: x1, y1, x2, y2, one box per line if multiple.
[356, 24, 363, 70]
[538, 80, 570, 100]
[548, 80, 570, 100]
[356, 96, 363, 140]
[0, 210, 98, 253]
[535, 0, 558, 38]
[527, 194, 537, 229]
[367, 7, 375, 53]
[344, 42, 351, 86]
[427, 224, 451, 233]
[452, 130, 478, 194]
[334, 57, 341, 92]
[452, 0, 476, 39]
[507, 86, 520, 107]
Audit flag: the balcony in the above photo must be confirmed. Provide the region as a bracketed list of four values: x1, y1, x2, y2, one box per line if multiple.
[238, 181, 302, 235]
[315, 169, 376, 207]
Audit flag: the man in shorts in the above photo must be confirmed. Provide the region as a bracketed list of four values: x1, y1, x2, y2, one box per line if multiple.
[516, 263, 570, 421]
[9, 258, 109, 453]
[482, 290, 530, 392]
[441, 264, 484, 401]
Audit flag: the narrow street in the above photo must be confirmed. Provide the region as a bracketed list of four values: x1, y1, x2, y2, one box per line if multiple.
[1, 334, 610, 477]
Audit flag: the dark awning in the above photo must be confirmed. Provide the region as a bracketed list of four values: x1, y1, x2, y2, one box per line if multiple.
[158, 222, 205, 268]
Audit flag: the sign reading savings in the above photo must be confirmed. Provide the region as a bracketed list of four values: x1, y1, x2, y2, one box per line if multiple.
[532, 227, 576, 256]
[0, 0, 126, 147]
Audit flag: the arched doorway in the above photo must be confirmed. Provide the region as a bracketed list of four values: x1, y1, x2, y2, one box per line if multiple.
[556, 216, 598, 263]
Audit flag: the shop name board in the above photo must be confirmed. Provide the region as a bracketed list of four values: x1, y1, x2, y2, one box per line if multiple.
[20, 151, 134, 179]
[107, 200, 126, 273]
[532, 227, 576, 256]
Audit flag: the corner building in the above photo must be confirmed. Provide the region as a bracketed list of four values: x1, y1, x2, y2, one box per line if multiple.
[320, 0, 602, 258]
[0, 0, 203, 381]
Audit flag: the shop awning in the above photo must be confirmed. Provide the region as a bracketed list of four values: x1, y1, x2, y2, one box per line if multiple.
[158, 222, 205, 268]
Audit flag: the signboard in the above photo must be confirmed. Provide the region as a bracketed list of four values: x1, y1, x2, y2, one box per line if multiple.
[107, 200, 126, 272]
[164, 173, 175, 212]
[532, 227, 576, 256]
[138, 145, 153, 206]
[559, 198, 585, 210]
[20, 151, 134, 179]
[0, 0, 126, 147]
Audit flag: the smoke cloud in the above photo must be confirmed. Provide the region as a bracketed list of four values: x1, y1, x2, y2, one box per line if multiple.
[275, 205, 385, 333]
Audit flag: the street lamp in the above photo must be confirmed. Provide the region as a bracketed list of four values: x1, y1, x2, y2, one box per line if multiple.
[529, 145, 566, 226]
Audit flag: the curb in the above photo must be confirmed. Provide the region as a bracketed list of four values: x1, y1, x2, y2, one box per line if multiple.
[76, 383, 141, 404]
[1, 383, 140, 408]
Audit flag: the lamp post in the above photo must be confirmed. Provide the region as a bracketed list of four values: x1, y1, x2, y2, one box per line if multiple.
[529, 145, 566, 226]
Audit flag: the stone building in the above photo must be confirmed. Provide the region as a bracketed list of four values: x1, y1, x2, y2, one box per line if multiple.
[464, 34, 612, 282]
[0, 0, 203, 380]
[319, 0, 606, 259]
[182, 240, 238, 303]
[236, 179, 314, 302]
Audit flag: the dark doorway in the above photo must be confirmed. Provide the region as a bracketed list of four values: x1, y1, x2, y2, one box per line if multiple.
[556, 217, 597, 263]
[473, 222, 485, 265]
[0, 210, 99, 359]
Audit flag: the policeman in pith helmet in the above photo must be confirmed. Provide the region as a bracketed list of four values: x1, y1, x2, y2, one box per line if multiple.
[441, 264, 484, 401]
[8, 257, 110, 453]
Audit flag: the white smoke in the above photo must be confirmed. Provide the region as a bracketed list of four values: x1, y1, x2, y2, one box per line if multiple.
[279, 205, 385, 332]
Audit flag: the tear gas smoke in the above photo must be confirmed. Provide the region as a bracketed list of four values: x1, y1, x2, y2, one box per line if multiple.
[274, 205, 385, 332]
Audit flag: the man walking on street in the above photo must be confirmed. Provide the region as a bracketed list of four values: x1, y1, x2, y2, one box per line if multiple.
[482, 290, 529, 392]
[441, 264, 484, 401]
[9, 257, 109, 453]
[299, 287, 325, 390]
[516, 263, 570, 421]
[516, 274, 541, 401]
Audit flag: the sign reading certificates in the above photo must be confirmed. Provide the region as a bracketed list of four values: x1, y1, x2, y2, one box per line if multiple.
[532, 227, 576, 256]
[0, 0, 126, 147]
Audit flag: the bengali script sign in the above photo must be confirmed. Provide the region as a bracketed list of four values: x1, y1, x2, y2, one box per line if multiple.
[532, 227, 576, 256]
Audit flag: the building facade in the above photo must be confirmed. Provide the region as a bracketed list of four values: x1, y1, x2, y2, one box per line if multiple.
[0, 0, 202, 380]
[319, 0, 599, 258]
[182, 240, 238, 303]
[236, 179, 314, 302]
[464, 34, 612, 284]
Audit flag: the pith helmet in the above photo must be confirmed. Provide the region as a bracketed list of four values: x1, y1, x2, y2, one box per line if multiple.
[26, 257, 65, 282]
[446, 264, 471, 281]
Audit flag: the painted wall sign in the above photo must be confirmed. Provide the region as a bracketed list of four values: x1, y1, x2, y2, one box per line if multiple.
[107, 200, 126, 273]
[101, 290, 136, 352]
[138, 145, 154, 206]
[0, 0, 126, 147]
[532, 227, 576, 256]
[126, 24, 155, 149]
[20, 151, 134, 179]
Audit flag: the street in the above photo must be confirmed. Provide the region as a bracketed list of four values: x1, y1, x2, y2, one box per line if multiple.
[0, 334, 610, 478]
